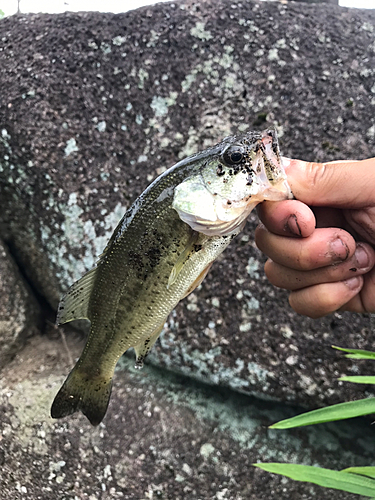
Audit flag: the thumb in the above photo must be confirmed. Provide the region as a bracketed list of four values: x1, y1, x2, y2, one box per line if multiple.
[283, 157, 375, 209]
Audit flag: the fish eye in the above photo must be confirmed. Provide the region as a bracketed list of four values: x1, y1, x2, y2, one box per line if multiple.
[222, 148, 244, 166]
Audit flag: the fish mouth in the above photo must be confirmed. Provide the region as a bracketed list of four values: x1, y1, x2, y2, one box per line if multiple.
[250, 130, 293, 202]
[172, 129, 293, 237]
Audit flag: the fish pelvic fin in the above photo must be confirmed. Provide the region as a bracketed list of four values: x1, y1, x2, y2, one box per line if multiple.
[181, 262, 213, 299]
[56, 267, 98, 325]
[134, 321, 166, 369]
[51, 366, 112, 426]
[167, 230, 199, 289]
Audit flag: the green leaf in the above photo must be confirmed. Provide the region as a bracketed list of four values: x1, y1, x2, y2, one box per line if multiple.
[254, 463, 375, 497]
[332, 346, 375, 360]
[339, 376, 375, 384]
[342, 467, 375, 479]
[270, 398, 375, 429]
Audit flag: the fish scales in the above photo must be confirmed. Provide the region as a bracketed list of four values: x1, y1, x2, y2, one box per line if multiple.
[51, 129, 292, 425]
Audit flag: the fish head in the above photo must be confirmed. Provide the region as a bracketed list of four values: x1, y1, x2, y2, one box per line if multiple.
[172, 129, 293, 236]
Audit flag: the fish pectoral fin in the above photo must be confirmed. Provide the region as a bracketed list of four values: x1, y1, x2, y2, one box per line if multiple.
[181, 262, 213, 299]
[57, 267, 98, 325]
[167, 230, 199, 289]
[134, 321, 166, 369]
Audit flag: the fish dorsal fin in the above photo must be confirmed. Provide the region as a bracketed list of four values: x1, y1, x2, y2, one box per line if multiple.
[56, 267, 98, 325]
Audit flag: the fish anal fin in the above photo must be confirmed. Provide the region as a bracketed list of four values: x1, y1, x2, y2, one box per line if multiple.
[182, 262, 213, 299]
[57, 267, 98, 325]
[134, 322, 166, 369]
[51, 366, 112, 426]
[167, 230, 199, 289]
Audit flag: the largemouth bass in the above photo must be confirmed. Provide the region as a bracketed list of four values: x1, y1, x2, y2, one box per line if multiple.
[51, 129, 292, 425]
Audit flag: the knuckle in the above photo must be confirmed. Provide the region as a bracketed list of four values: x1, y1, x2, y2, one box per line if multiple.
[254, 224, 266, 248]
[303, 162, 335, 205]
[289, 283, 349, 318]
[297, 245, 316, 271]
[264, 260, 280, 286]
[316, 287, 340, 312]
[307, 162, 327, 191]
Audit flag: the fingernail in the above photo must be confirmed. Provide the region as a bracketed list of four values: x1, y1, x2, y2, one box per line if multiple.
[355, 244, 369, 269]
[330, 237, 349, 262]
[344, 276, 361, 290]
[286, 214, 302, 237]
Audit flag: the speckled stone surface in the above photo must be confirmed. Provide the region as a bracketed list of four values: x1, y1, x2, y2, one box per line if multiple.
[0, 332, 374, 500]
[0, 239, 41, 367]
[1, 0, 375, 410]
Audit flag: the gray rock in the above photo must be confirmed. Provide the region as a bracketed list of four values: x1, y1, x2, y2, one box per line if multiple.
[0, 332, 374, 500]
[294, 0, 338, 4]
[0, 1, 375, 409]
[0, 239, 41, 367]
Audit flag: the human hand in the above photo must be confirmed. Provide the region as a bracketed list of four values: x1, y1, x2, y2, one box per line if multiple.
[255, 157, 375, 318]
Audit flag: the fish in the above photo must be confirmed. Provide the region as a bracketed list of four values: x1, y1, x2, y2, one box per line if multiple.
[51, 129, 292, 426]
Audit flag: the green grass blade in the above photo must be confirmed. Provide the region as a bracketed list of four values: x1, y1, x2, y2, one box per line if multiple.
[332, 346, 375, 360]
[254, 463, 375, 497]
[339, 376, 375, 384]
[270, 398, 375, 429]
[342, 467, 375, 479]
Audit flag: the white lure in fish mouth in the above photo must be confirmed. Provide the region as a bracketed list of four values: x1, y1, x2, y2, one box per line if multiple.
[172, 129, 293, 237]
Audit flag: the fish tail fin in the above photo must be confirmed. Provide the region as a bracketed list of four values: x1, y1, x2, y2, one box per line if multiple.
[51, 366, 112, 426]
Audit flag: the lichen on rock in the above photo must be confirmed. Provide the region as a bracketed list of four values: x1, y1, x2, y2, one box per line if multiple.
[0, 0, 375, 410]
